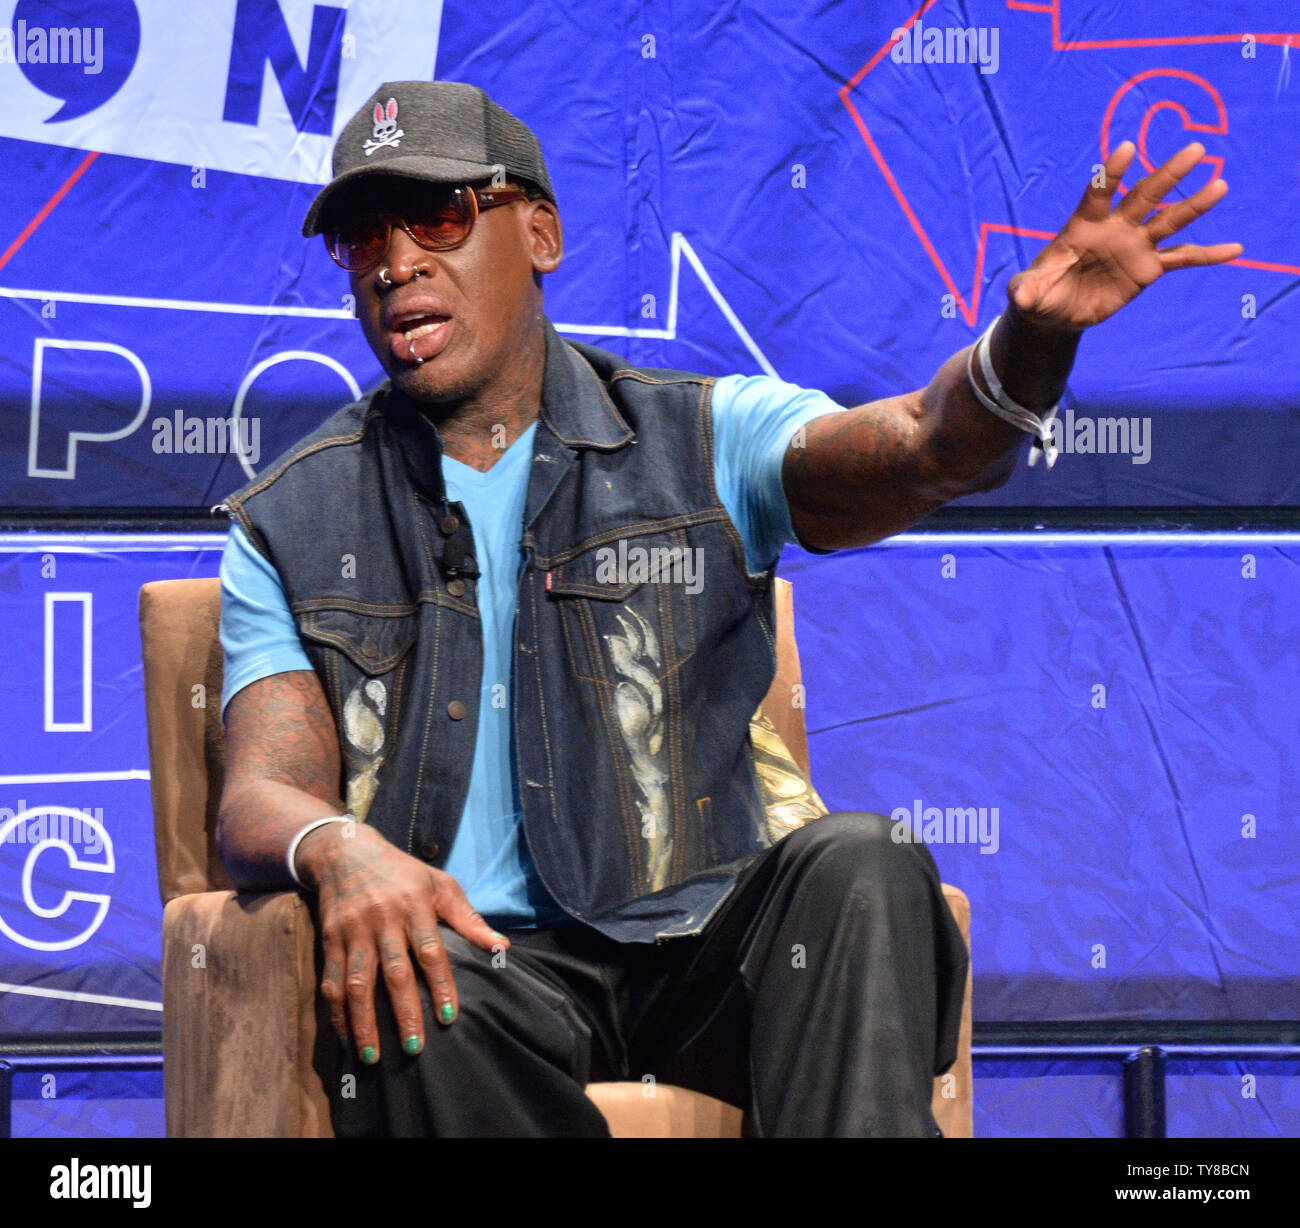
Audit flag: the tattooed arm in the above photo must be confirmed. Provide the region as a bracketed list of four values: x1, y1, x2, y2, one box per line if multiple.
[217, 670, 504, 1061]
[784, 140, 1240, 550]
[217, 669, 347, 889]
[783, 308, 1077, 550]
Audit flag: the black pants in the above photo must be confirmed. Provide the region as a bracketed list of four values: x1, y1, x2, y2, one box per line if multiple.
[329, 811, 969, 1138]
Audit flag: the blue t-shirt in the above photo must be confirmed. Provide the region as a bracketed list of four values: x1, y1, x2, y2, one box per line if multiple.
[219, 372, 846, 927]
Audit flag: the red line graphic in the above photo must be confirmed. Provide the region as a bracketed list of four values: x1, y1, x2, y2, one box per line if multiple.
[1019, 0, 1297, 52]
[0, 150, 100, 272]
[839, 1, 1300, 326]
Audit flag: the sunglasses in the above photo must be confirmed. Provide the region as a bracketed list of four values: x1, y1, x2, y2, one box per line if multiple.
[322, 183, 531, 274]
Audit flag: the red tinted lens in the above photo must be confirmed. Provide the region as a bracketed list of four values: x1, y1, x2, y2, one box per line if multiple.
[404, 187, 474, 250]
[325, 220, 388, 272]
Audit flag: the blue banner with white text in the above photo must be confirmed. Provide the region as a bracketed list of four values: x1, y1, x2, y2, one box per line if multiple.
[1, 0, 1297, 510]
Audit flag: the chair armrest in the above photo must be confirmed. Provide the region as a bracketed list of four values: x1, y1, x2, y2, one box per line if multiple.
[162, 890, 333, 1137]
[934, 884, 973, 1138]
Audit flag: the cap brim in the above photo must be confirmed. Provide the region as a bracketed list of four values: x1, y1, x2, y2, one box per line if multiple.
[301, 155, 499, 236]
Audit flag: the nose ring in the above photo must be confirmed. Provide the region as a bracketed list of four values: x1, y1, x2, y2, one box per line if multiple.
[377, 267, 392, 287]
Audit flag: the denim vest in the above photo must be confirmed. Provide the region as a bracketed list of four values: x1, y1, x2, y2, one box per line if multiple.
[224, 319, 824, 943]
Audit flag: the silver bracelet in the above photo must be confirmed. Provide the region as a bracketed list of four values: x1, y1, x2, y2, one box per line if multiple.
[967, 315, 1062, 469]
[286, 815, 354, 889]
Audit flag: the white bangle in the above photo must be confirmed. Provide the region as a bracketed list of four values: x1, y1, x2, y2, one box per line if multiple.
[967, 315, 1062, 469]
[286, 815, 354, 889]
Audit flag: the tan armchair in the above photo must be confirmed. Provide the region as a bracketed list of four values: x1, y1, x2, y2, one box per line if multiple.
[140, 574, 972, 1137]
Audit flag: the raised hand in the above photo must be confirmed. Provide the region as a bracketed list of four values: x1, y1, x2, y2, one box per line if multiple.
[1006, 140, 1243, 333]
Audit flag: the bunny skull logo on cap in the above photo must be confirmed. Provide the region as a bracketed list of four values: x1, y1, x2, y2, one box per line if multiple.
[362, 97, 403, 157]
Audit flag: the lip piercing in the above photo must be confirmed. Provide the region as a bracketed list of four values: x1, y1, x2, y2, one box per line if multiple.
[377, 267, 392, 287]
[409, 338, 424, 366]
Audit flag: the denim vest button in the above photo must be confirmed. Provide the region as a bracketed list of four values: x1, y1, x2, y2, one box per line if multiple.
[447, 700, 467, 720]
[447, 578, 467, 597]
[439, 514, 459, 534]
[420, 839, 440, 861]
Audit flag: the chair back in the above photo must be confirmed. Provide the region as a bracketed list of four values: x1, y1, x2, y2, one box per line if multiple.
[139, 578, 233, 904]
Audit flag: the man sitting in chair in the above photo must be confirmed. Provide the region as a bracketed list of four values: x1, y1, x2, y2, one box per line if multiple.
[215, 81, 1239, 1137]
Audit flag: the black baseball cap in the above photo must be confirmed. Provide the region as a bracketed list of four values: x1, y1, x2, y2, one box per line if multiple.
[302, 80, 556, 237]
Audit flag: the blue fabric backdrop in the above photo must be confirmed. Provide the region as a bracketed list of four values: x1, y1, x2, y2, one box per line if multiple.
[0, 0, 1296, 1137]
[1, 0, 1297, 509]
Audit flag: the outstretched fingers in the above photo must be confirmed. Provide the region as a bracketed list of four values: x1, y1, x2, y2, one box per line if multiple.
[1116, 141, 1207, 222]
[1144, 175, 1230, 243]
[1075, 140, 1136, 221]
[1156, 241, 1245, 271]
[1102, 141, 1242, 270]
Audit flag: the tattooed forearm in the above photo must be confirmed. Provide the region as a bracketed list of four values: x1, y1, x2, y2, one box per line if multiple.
[217, 669, 347, 891]
[782, 392, 931, 542]
[226, 670, 340, 795]
[783, 312, 1082, 551]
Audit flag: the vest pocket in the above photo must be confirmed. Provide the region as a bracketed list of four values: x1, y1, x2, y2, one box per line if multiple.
[544, 532, 706, 600]
[294, 603, 419, 823]
[296, 603, 419, 675]
[543, 533, 702, 679]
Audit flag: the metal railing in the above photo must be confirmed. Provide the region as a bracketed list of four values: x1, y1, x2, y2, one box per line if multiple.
[3, 1022, 1298, 1139]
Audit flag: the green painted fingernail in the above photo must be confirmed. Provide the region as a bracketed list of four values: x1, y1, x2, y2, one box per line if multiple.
[360, 1045, 378, 1065]
[492, 931, 507, 941]
[440, 1003, 456, 1024]
[403, 1034, 422, 1055]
